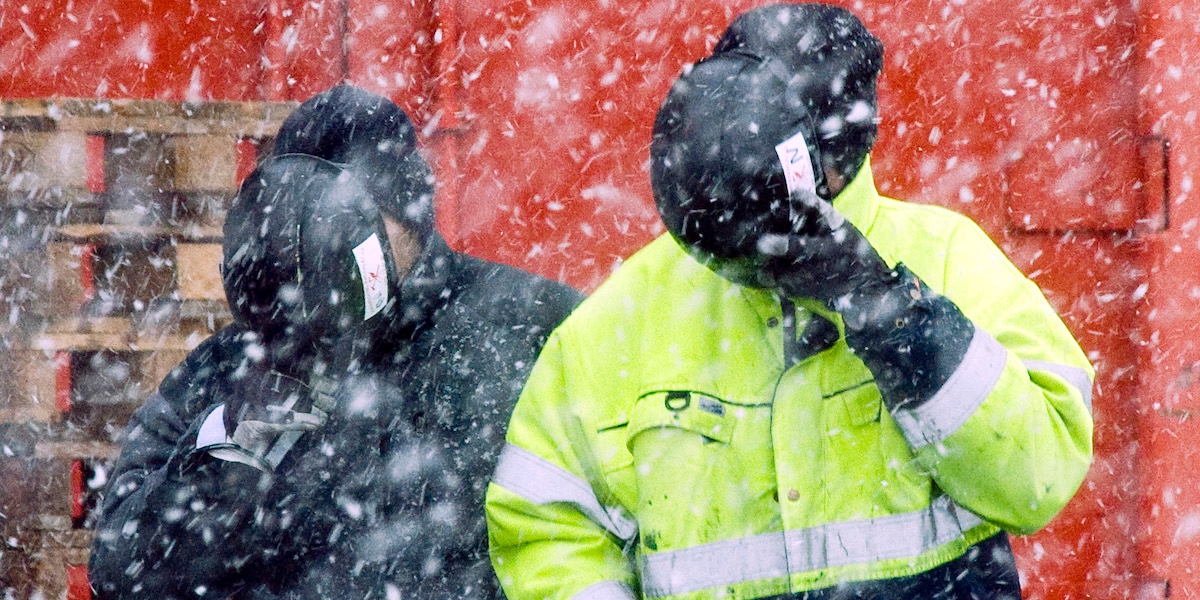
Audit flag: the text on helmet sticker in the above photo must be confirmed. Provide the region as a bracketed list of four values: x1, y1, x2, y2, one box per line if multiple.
[774, 129, 817, 196]
[353, 233, 389, 321]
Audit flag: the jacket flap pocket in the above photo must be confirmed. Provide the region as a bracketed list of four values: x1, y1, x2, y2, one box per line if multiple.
[627, 390, 735, 445]
[828, 381, 881, 427]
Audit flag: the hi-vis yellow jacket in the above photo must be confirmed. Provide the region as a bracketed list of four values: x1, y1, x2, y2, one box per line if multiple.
[486, 161, 1094, 600]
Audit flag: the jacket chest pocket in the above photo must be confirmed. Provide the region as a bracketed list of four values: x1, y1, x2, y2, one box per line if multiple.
[625, 390, 751, 552]
[628, 390, 735, 445]
[834, 380, 883, 428]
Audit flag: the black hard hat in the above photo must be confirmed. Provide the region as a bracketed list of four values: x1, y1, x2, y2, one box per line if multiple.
[651, 52, 826, 270]
[222, 153, 399, 362]
[651, 3, 882, 283]
[714, 3, 884, 188]
[274, 85, 435, 248]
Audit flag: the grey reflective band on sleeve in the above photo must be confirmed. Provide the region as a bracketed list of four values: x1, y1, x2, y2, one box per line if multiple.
[784, 495, 984, 572]
[572, 580, 638, 600]
[639, 495, 985, 598]
[891, 325, 1008, 449]
[1024, 359, 1094, 414]
[493, 443, 638, 543]
[642, 532, 787, 598]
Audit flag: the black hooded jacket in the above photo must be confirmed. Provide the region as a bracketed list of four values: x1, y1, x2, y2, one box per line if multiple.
[89, 235, 580, 600]
[88, 88, 582, 599]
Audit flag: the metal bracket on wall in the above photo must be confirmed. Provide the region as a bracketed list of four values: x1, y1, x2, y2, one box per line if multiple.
[1135, 578, 1171, 600]
[1135, 135, 1170, 235]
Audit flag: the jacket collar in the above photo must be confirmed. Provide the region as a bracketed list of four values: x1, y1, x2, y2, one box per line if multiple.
[773, 155, 885, 327]
[829, 155, 882, 237]
[374, 230, 459, 349]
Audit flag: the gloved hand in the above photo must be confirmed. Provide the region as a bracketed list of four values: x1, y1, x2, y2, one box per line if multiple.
[765, 190, 977, 411]
[155, 365, 329, 526]
[202, 365, 333, 473]
[759, 188, 895, 316]
[150, 367, 390, 596]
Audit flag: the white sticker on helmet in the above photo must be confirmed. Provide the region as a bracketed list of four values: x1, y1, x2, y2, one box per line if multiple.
[353, 233, 389, 321]
[775, 129, 817, 196]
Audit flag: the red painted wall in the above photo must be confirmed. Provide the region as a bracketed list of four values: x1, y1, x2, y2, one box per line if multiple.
[0, 0, 267, 99]
[4, 0, 1197, 597]
[1132, 0, 1200, 594]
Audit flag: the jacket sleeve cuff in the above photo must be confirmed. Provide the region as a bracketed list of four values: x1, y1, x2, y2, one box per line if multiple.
[890, 326, 1008, 448]
[843, 264, 976, 411]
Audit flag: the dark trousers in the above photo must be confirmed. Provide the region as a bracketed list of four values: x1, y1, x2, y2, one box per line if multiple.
[763, 532, 1021, 600]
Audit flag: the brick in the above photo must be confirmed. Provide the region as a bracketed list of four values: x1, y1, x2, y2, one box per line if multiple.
[30, 458, 72, 524]
[0, 351, 60, 424]
[82, 239, 176, 318]
[0, 128, 91, 200]
[0, 539, 36, 598]
[43, 243, 90, 319]
[102, 131, 173, 224]
[171, 135, 239, 192]
[0, 458, 39, 518]
[33, 330, 208, 353]
[69, 350, 144, 407]
[236, 137, 263, 185]
[70, 459, 112, 530]
[0, 422, 38, 456]
[85, 135, 105, 194]
[140, 349, 189, 393]
[31, 441, 119, 461]
[0, 99, 297, 137]
[176, 243, 225, 301]
[67, 563, 91, 600]
[0, 457, 40, 597]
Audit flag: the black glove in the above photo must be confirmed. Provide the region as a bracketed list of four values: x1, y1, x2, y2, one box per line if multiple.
[768, 190, 976, 411]
[250, 371, 392, 593]
[763, 189, 894, 309]
[141, 367, 385, 597]
[210, 364, 331, 473]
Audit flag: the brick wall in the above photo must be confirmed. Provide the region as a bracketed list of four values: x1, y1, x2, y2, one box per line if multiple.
[0, 99, 294, 599]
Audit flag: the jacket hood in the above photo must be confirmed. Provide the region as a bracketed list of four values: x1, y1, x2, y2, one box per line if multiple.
[274, 85, 436, 248]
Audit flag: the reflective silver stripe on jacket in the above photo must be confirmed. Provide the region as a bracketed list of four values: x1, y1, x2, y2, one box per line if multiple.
[891, 325, 1008, 448]
[1024, 359, 1093, 413]
[572, 580, 638, 600]
[493, 443, 638, 542]
[640, 495, 985, 598]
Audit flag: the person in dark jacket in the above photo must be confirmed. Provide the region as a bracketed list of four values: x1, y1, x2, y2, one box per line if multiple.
[88, 85, 582, 599]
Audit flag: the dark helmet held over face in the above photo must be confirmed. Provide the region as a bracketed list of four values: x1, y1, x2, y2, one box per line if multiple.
[221, 153, 400, 367]
[650, 2, 883, 287]
[273, 84, 436, 248]
[714, 3, 884, 188]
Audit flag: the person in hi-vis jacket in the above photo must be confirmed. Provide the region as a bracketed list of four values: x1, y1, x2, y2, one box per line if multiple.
[485, 4, 1093, 600]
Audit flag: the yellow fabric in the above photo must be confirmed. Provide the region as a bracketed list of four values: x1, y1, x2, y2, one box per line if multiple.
[487, 159, 1094, 599]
